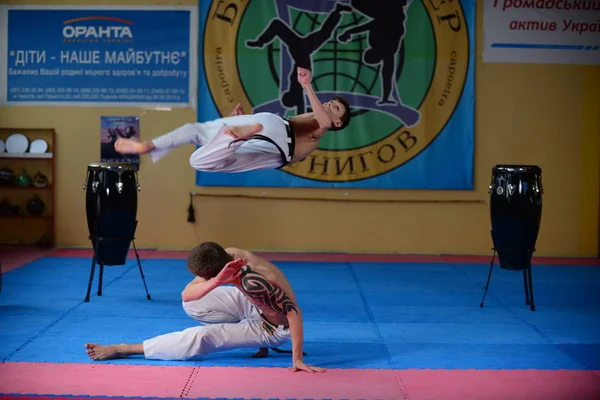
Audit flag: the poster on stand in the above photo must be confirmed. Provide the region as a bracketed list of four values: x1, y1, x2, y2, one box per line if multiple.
[100, 116, 140, 168]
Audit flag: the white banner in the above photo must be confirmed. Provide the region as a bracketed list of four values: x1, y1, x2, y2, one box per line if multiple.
[483, 0, 600, 65]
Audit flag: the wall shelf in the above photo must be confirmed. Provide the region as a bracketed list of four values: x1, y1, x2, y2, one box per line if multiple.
[0, 152, 53, 159]
[0, 128, 55, 248]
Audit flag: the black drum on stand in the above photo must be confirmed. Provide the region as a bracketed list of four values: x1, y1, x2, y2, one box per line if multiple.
[490, 165, 543, 270]
[83, 162, 151, 302]
[85, 162, 138, 266]
[480, 165, 543, 311]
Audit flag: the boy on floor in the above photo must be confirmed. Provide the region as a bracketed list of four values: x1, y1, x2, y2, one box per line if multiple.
[112, 67, 351, 172]
[84, 242, 325, 373]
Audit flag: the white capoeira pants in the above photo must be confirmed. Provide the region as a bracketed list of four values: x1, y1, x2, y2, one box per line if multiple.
[149, 113, 295, 173]
[142, 286, 291, 361]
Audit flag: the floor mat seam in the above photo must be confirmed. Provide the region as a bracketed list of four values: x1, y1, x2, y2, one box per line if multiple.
[179, 366, 200, 398]
[348, 262, 410, 400]
[1, 262, 137, 362]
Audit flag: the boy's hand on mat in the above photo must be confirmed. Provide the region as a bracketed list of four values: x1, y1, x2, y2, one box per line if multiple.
[292, 359, 326, 373]
[214, 258, 246, 285]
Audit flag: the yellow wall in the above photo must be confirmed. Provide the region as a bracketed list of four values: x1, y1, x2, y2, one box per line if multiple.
[1, 0, 598, 256]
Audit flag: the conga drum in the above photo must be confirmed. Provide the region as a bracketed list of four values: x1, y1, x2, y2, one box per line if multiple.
[84, 162, 139, 266]
[489, 165, 543, 270]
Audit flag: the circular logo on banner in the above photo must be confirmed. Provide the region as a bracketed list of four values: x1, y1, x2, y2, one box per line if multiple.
[204, 0, 470, 182]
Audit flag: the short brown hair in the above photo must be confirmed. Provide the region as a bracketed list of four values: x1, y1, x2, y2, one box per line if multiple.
[187, 242, 233, 279]
[329, 96, 351, 131]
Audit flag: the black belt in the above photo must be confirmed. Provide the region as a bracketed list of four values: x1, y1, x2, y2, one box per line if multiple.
[259, 309, 289, 330]
[280, 119, 296, 167]
[230, 119, 295, 168]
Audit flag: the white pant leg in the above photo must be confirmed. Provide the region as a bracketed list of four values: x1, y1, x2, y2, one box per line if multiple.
[142, 311, 290, 360]
[188, 128, 286, 173]
[188, 113, 290, 173]
[187, 126, 259, 172]
[149, 123, 212, 163]
[150, 113, 290, 172]
[182, 286, 254, 324]
[149, 114, 270, 164]
[189, 138, 284, 172]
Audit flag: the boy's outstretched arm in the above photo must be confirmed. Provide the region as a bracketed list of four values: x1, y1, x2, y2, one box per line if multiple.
[238, 265, 325, 373]
[297, 67, 333, 130]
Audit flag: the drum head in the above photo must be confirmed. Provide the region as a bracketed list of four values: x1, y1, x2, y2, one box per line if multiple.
[493, 165, 541, 175]
[88, 162, 137, 171]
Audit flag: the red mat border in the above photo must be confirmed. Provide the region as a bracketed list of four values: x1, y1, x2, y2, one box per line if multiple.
[1, 362, 599, 400]
[0, 397, 185, 400]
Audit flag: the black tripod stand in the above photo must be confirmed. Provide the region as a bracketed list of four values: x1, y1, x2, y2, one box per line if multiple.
[84, 221, 151, 302]
[480, 247, 536, 311]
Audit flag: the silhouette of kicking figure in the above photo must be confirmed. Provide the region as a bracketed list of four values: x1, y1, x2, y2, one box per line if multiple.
[339, 0, 411, 105]
[246, 2, 353, 114]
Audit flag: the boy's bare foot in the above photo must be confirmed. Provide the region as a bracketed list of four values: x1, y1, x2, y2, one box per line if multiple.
[223, 123, 263, 140]
[85, 342, 142, 361]
[114, 138, 155, 155]
[85, 343, 123, 360]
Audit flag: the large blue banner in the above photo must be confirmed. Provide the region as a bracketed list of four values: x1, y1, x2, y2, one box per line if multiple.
[0, 5, 197, 107]
[196, 0, 475, 189]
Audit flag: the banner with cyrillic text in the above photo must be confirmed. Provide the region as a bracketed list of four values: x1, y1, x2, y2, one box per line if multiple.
[195, 0, 475, 189]
[0, 5, 197, 107]
[484, 0, 600, 65]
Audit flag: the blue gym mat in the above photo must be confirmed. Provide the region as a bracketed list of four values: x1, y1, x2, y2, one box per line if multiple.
[1, 256, 599, 370]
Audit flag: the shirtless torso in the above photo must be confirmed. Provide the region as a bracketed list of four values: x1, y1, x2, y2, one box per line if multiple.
[182, 247, 298, 326]
[288, 114, 326, 164]
[225, 247, 297, 326]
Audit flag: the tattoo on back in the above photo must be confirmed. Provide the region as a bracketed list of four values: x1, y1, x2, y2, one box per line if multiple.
[240, 266, 298, 315]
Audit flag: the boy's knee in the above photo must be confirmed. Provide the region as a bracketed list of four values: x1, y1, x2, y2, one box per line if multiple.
[182, 299, 241, 324]
[182, 299, 213, 322]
